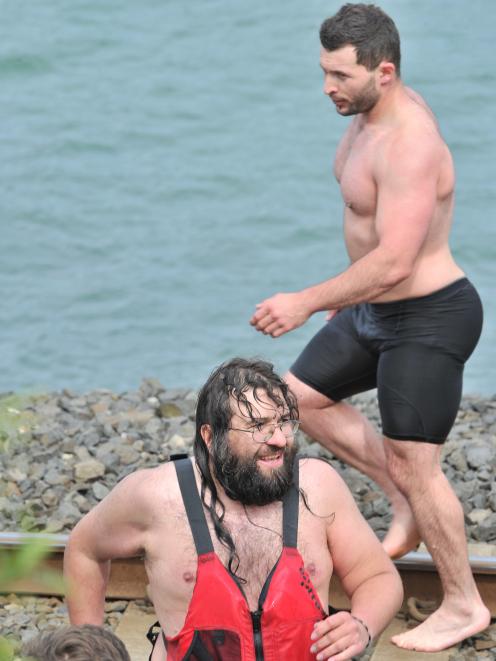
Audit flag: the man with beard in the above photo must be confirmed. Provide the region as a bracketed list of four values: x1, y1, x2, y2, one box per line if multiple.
[64, 358, 402, 661]
[250, 3, 489, 653]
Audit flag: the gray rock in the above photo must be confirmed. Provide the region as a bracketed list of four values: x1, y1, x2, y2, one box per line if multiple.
[114, 445, 140, 465]
[92, 482, 110, 501]
[467, 509, 491, 525]
[74, 446, 91, 461]
[145, 418, 163, 436]
[41, 489, 59, 508]
[446, 448, 468, 472]
[465, 444, 493, 469]
[471, 492, 488, 509]
[477, 469, 492, 482]
[158, 402, 183, 418]
[44, 468, 69, 487]
[474, 512, 496, 541]
[6, 467, 27, 482]
[73, 494, 91, 512]
[74, 459, 105, 481]
[164, 434, 187, 454]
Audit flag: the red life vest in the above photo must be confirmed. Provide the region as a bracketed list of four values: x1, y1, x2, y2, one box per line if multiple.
[152, 457, 326, 660]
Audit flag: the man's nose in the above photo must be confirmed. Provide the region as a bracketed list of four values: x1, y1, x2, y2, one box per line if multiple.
[266, 425, 287, 447]
[324, 79, 337, 96]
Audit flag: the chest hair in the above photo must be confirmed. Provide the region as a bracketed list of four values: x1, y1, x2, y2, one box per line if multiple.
[213, 507, 283, 607]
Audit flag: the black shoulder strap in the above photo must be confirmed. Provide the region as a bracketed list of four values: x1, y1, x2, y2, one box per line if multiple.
[174, 457, 214, 555]
[282, 455, 300, 548]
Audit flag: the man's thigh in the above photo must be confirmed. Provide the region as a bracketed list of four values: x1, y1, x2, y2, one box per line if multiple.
[289, 307, 378, 401]
[377, 343, 464, 444]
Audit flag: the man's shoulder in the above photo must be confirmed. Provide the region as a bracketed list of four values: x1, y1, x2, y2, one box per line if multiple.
[298, 456, 343, 490]
[375, 114, 448, 180]
[298, 456, 357, 516]
[113, 460, 181, 504]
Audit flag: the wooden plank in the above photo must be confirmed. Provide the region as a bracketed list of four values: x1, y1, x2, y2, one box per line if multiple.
[3, 542, 495, 616]
[106, 558, 148, 599]
[114, 602, 157, 661]
[370, 618, 456, 661]
[1, 553, 148, 599]
[399, 563, 496, 617]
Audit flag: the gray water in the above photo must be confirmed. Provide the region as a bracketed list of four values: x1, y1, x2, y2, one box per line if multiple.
[2, 0, 495, 395]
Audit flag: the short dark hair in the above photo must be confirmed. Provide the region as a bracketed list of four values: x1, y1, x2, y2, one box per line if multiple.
[320, 3, 401, 75]
[22, 624, 130, 661]
[193, 357, 298, 575]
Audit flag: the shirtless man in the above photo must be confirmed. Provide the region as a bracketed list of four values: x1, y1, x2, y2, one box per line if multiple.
[64, 358, 402, 661]
[250, 3, 489, 653]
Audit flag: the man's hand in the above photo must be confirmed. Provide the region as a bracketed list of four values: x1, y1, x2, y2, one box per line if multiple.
[325, 309, 340, 321]
[250, 292, 312, 337]
[310, 611, 370, 660]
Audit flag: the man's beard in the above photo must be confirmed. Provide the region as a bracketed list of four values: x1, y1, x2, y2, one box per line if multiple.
[211, 439, 298, 506]
[336, 76, 379, 116]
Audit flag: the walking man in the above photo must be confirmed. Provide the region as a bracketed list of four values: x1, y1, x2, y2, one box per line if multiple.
[250, 3, 489, 652]
[64, 357, 402, 661]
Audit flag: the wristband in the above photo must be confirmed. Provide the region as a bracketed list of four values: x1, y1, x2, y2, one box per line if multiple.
[351, 614, 372, 649]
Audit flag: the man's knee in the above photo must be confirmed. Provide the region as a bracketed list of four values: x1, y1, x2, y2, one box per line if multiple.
[384, 438, 442, 494]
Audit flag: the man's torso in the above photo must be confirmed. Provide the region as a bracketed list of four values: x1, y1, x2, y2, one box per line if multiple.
[142, 460, 333, 638]
[333, 86, 464, 301]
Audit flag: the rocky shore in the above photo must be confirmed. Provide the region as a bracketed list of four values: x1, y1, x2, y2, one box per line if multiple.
[0, 382, 495, 659]
[1, 381, 495, 540]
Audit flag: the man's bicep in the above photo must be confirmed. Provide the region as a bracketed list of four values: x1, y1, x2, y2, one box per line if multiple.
[326, 477, 392, 593]
[374, 141, 439, 263]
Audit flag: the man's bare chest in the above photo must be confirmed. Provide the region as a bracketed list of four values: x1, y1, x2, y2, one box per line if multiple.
[145, 502, 331, 612]
[334, 127, 379, 216]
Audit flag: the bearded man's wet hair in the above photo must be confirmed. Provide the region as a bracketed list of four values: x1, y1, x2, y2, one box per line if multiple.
[320, 3, 401, 75]
[194, 357, 299, 579]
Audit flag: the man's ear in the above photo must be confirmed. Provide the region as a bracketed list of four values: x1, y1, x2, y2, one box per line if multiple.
[378, 61, 396, 85]
[200, 423, 213, 450]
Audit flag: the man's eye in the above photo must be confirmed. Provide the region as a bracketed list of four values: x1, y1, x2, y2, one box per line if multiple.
[250, 423, 265, 431]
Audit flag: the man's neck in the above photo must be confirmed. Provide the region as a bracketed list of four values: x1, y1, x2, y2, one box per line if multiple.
[361, 79, 406, 126]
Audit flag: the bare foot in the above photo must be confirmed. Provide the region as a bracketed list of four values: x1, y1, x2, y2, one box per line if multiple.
[391, 602, 491, 652]
[382, 498, 421, 559]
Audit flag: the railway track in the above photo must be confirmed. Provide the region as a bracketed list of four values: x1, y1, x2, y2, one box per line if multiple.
[1, 532, 495, 660]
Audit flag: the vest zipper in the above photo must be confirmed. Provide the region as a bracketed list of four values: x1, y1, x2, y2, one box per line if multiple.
[250, 609, 264, 661]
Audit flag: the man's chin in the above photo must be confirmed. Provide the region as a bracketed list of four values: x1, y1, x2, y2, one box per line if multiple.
[335, 104, 356, 117]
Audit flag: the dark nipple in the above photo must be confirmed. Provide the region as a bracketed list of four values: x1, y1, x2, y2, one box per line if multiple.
[182, 571, 195, 583]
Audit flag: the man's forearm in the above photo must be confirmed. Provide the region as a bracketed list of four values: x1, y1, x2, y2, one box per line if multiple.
[250, 246, 410, 337]
[64, 548, 111, 625]
[301, 247, 409, 314]
[348, 570, 403, 640]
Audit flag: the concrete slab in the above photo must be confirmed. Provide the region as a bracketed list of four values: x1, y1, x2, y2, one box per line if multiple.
[114, 602, 158, 661]
[370, 618, 457, 661]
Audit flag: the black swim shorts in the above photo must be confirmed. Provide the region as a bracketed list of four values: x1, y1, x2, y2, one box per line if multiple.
[290, 278, 483, 443]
